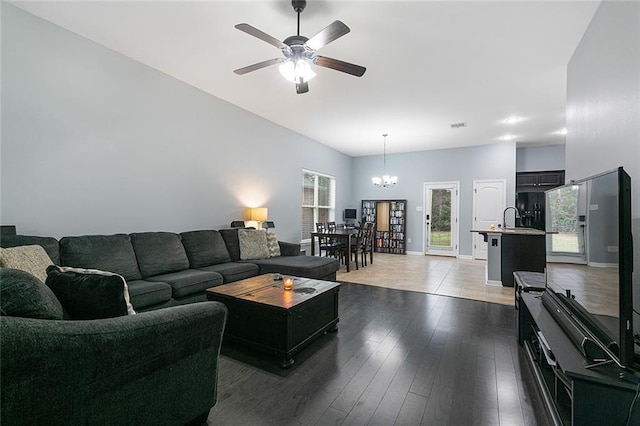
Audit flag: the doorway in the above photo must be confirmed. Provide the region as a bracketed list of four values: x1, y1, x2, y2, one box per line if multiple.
[424, 182, 459, 257]
[472, 179, 506, 260]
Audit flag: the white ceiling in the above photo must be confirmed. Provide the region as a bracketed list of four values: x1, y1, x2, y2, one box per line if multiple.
[11, 0, 600, 157]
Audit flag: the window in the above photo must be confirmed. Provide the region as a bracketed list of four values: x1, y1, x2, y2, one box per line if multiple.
[547, 185, 582, 254]
[302, 170, 335, 241]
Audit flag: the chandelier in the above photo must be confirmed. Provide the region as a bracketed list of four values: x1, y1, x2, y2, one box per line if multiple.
[371, 133, 398, 187]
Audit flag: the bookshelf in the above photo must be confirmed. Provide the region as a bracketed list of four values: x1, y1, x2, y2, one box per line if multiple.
[361, 199, 406, 254]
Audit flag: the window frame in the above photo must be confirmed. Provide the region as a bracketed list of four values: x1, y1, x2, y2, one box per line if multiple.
[301, 169, 336, 243]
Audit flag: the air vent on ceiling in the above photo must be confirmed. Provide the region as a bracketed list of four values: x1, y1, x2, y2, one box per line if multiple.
[450, 122, 467, 129]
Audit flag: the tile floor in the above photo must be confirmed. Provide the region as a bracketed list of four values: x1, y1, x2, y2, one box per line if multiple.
[335, 252, 516, 306]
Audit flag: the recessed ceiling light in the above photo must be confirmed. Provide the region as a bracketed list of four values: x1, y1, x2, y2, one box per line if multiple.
[554, 128, 567, 135]
[503, 115, 523, 125]
[500, 134, 516, 141]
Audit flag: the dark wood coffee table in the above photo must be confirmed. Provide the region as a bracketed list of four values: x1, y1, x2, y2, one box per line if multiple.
[206, 274, 340, 367]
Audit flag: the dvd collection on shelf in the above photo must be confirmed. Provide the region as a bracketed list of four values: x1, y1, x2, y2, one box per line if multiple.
[361, 200, 406, 254]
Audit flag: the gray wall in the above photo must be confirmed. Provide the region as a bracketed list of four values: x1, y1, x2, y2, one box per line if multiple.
[0, 4, 353, 243]
[565, 1, 640, 310]
[516, 145, 565, 173]
[352, 142, 516, 256]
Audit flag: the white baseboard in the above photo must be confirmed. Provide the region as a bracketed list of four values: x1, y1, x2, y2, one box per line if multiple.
[588, 262, 618, 268]
[547, 255, 586, 264]
[380, 252, 477, 260]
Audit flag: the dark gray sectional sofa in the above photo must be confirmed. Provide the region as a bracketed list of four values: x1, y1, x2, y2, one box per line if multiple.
[1, 228, 339, 312]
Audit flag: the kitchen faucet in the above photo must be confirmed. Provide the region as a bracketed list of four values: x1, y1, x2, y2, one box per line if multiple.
[503, 206, 521, 229]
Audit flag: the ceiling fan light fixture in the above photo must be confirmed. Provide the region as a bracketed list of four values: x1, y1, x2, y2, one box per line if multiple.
[278, 58, 316, 83]
[233, 1, 365, 94]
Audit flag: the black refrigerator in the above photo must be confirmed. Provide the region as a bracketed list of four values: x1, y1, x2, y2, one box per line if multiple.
[516, 192, 545, 231]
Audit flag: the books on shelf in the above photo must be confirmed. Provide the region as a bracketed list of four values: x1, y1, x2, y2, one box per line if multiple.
[362, 199, 407, 255]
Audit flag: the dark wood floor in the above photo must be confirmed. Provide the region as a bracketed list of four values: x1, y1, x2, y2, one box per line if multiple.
[209, 282, 549, 425]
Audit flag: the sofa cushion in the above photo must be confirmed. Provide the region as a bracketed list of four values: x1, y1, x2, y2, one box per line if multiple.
[0, 268, 64, 319]
[45, 265, 136, 320]
[172, 293, 208, 305]
[146, 269, 223, 298]
[266, 233, 281, 257]
[238, 229, 270, 260]
[242, 255, 339, 280]
[126, 280, 173, 310]
[130, 232, 190, 278]
[0, 245, 53, 283]
[0, 235, 60, 265]
[198, 262, 260, 284]
[60, 234, 141, 281]
[219, 229, 241, 261]
[180, 230, 231, 268]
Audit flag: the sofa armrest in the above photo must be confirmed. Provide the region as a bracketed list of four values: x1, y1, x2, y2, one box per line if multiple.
[278, 241, 301, 256]
[1, 302, 227, 425]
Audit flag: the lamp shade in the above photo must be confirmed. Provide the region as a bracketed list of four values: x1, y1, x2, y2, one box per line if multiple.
[250, 208, 268, 222]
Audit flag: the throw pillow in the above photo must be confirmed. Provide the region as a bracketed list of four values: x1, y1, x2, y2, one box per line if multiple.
[238, 229, 270, 260]
[265, 233, 281, 257]
[45, 265, 136, 320]
[0, 245, 53, 283]
[0, 268, 64, 319]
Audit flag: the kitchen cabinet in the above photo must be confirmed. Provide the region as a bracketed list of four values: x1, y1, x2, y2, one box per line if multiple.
[516, 170, 565, 192]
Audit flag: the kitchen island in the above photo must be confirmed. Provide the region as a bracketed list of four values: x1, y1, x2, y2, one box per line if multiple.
[471, 228, 546, 287]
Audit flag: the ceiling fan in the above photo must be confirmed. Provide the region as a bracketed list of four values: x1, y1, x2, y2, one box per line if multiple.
[233, 0, 366, 94]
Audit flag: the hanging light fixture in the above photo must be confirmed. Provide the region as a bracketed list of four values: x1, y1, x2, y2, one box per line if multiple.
[371, 133, 398, 187]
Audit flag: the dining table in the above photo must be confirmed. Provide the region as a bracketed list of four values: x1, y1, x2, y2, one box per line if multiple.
[309, 228, 360, 272]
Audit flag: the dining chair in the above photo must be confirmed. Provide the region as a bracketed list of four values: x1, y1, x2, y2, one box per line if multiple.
[360, 222, 375, 266]
[337, 225, 365, 270]
[316, 223, 340, 258]
[326, 221, 346, 252]
[343, 221, 375, 269]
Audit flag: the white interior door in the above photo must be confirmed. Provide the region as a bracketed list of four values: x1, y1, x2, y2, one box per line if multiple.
[424, 182, 459, 257]
[473, 179, 506, 260]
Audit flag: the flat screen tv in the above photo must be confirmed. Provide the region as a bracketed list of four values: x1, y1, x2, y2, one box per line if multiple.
[543, 167, 634, 368]
[344, 208, 357, 220]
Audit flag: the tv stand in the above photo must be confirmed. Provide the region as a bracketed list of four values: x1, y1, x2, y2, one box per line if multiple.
[515, 272, 640, 425]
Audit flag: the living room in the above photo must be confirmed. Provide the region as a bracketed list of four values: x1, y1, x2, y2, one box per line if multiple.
[2, 1, 639, 425]
[2, 0, 635, 255]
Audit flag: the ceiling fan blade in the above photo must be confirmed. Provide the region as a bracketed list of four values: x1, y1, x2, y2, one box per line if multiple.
[305, 20, 350, 51]
[234, 58, 286, 75]
[235, 23, 288, 50]
[314, 56, 366, 77]
[296, 80, 309, 94]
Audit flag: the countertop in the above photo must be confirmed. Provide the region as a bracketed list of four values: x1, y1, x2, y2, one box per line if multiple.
[470, 228, 547, 236]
